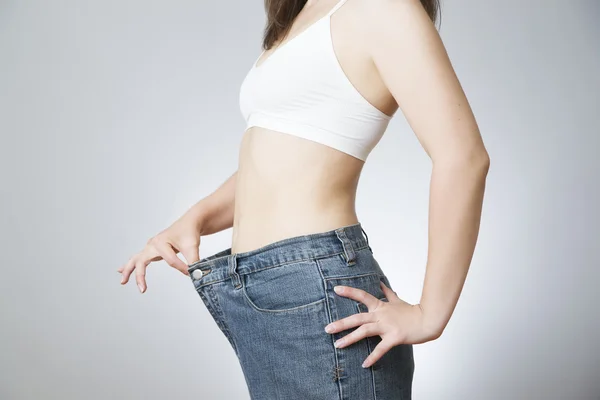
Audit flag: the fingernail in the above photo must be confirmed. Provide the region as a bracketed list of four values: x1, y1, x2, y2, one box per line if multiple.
[138, 284, 144, 293]
[325, 325, 333, 333]
[362, 360, 368, 368]
[334, 339, 343, 348]
[334, 286, 342, 293]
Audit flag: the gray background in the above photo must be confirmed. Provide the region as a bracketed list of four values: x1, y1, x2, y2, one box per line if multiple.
[1, 0, 599, 399]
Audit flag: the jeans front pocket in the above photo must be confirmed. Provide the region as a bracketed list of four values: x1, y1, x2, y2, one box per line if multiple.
[241, 259, 326, 313]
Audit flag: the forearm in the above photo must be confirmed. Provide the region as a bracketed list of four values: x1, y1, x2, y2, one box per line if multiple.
[183, 170, 237, 236]
[419, 152, 490, 338]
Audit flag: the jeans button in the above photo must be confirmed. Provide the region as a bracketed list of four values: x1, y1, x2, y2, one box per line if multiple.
[192, 269, 204, 280]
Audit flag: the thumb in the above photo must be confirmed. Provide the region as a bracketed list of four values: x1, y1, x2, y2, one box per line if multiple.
[180, 245, 200, 271]
[380, 280, 399, 301]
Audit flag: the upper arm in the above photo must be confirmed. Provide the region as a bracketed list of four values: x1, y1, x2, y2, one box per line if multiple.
[366, 0, 487, 164]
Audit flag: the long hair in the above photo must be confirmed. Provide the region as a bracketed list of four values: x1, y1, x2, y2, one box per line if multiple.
[261, 0, 441, 50]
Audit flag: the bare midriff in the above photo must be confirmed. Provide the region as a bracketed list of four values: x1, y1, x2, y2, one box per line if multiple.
[230, 126, 365, 255]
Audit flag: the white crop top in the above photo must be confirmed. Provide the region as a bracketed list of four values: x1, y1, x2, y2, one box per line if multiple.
[238, 0, 393, 162]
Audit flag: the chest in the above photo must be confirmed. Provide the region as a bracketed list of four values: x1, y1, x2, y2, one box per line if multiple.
[239, 22, 340, 119]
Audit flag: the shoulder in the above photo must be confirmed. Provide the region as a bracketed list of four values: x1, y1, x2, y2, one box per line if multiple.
[353, 0, 442, 67]
[357, 0, 434, 37]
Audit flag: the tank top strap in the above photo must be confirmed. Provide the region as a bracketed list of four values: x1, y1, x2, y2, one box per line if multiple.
[326, 0, 350, 18]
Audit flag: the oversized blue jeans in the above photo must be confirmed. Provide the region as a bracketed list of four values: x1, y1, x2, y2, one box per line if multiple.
[187, 222, 414, 399]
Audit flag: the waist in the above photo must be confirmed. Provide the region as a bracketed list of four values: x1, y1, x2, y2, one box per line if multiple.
[232, 158, 360, 253]
[231, 210, 360, 254]
[188, 221, 371, 288]
[232, 126, 364, 253]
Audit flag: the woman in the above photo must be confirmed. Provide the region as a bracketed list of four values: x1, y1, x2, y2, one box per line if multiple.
[118, 0, 489, 398]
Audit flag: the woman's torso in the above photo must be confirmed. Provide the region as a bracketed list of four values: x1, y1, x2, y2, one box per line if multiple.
[231, 0, 398, 254]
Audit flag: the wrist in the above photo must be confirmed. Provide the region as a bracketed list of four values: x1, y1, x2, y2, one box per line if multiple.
[416, 304, 447, 340]
[183, 202, 209, 235]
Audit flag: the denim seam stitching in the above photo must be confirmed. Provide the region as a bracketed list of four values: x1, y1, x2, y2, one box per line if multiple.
[323, 272, 382, 282]
[239, 257, 317, 276]
[316, 257, 344, 400]
[200, 289, 233, 350]
[356, 301, 384, 400]
[195, 277, 229, 289]
[194, 245, 371, 289]
[241, 288, 327, 314]
[206, 285, 238, 354]
[313, 245, 370, 260]
[237, 245, 369, 275]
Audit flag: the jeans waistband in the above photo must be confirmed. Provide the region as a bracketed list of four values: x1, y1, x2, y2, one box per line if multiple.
[187, 221, 371, 288]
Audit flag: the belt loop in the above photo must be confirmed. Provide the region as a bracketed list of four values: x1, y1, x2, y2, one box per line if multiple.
[335, 227, 356, 266]
[229, 254, 242, 289]
[360, 225, 373, 253]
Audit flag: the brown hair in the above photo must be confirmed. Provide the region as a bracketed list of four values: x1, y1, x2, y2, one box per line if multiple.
[261, 0, 441, 50]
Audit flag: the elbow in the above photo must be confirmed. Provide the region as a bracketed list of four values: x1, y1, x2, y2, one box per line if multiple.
[477, 149, 491, 176]
[464, 146, 490, 174]
[434, 147, 490, 176]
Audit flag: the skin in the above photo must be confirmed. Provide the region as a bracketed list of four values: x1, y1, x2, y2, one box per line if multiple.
[118, 0, 490, 369]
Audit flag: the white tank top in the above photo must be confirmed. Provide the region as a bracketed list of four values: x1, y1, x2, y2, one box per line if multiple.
[238, 0, 393, 162]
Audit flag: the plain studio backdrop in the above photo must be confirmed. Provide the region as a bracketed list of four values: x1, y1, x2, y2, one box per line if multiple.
[1, 1, 599, 399]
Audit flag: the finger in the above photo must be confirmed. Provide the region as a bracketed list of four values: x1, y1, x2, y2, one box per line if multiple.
[333, 323, 379, 349]
[135, 260, 148, 293]
[179, 245, 200, 274]
[118, 256, 134, 275]
[117, 260, 128, 274]
[333, 285, 379, 310]
[325, 312, 374, 334]
[380, 280, 399, 301]
[362, 338, 395, 369]
[154, 240, 189, 274]
[120, 258, 137, 284]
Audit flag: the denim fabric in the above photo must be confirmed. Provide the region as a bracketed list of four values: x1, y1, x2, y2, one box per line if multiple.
[187, 222, 414, 400]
